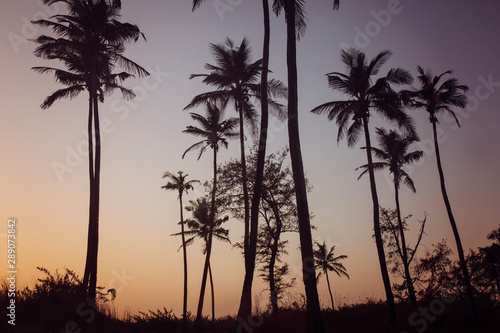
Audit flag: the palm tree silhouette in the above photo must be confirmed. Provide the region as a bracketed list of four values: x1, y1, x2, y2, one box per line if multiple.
[182, 103, 238, 331]
[32, 0, 148, 301]
[310, 48, 414, 329]
[400, 66, 479, 322]
[313, 241, 349, 311]
[172, 197, 231, 322]
[357, 128, 423, 305]
[162, 171, 199, 333]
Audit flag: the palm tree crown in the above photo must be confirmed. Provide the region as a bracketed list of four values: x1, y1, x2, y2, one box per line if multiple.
[162, 171, 200, 198]
[401, 66, 468, 126]
[311, 48, 416, 146]
[182, 103, 239, 159]
[314, 241, 349, 280]
[357, 127, 423, 191]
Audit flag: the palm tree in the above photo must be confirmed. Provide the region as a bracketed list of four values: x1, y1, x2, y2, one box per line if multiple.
[32, 0, 148, 301]
[161, 171, 199, 333]
[310, 48, 414, 329]
[357, 128, 423, 305]
[172, 197, 231, 322]
[400, 66, 479, 322]
[272, 1, 339, 332]
[313, 241, 349, 310]
[182, 103, 238, 331]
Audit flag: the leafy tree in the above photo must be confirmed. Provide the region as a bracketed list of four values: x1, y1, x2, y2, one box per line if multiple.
[161, 171, 199, 333]
[310, 48, 414, 329]
[182, 103, 238, 331]
[172, 197, 231, 322]
[357, 128, 423, 305]
[313, 241, 349, 311]
[32, 0, 148, 301]
[400, 67, 479, 322]
[379, 207, 427, 303]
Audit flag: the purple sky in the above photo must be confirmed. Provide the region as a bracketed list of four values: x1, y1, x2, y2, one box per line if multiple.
[1, 0, 499, 317]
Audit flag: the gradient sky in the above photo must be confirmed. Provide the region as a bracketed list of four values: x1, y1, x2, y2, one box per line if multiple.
[1, 0, 500, 318]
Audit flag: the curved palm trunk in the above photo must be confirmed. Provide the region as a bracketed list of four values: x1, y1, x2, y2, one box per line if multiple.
[325, 271, 335, 311]
[83, 95, 95, 294]
[431, 120, 479, 323]
[235, 0, 271, 325]
[179, 194, 188, 333]
[194, 147, 218, 332]
[394, 182, 417, 305]
[362, 117, 396, 331]
[209, 262, 215, 322]
[285, 1, 324, 332]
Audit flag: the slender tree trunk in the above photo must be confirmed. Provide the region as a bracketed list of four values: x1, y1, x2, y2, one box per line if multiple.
[285, 1, 324, 332]
[362, 117, 396, 331]
[394, 182, 417, 305]
[431, 120, 479, 323]
[179, 194, 188, 333]
[235, 0, 270, 327]
[238, 106, 250, 259]
[194, 147, 218, 332]
[83, 95, 94, 294]
[88, 83, 101, 302]
[269, 234, 279, 314]
[209, 262, 215, 322]
[325, 271, 334, 311]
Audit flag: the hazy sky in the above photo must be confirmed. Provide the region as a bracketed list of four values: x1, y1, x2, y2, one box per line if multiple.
[1, 0, 500, 318]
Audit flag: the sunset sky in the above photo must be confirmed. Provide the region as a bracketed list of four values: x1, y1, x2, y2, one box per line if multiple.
[1, 0, 500, 318]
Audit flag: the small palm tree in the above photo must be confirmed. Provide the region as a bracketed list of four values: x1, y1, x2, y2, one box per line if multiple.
[357, 128, 423, 305]
[310, 48, 414, 327]
[161, 171, 199, 333]
[313, 241, 349, 311]
[182, 103, 238, 330]
[172, 197, 231, 321]
[400, 67, 479, 322]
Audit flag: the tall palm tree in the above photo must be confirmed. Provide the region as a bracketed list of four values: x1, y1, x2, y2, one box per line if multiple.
[357, 128, 423, 305]
[310, 48, 414, 330]
[161, 171, 199, 333]
[313, 241, 349, 311]
[182, 103, 238, 331]
[172, 197, 231, 322]
[32, 0, 148, 301]
[273, 1, 339, 332]
[400, 67, 479, 322]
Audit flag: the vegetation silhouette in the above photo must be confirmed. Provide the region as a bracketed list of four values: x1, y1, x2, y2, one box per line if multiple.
[311, 47, 415, 331]
[162, 171, 200, 333]
[313, 241, 349, 311]
[357, 127, 423, 305]
[32, 0, 149, 302]
[182, 103, 238, 331]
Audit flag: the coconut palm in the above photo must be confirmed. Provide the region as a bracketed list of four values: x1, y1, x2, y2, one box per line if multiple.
[310, 48, 414, 329]
[172, 197, 231, 322]
[272, 1, 339, 332]
[313, 241, 349, 310]
[182, 103, 238, 331]
[161, 171, 199, 333]
[357, 128, 423, 305]
[400, 67, 479, 322]
[32, 0, 148, 301]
